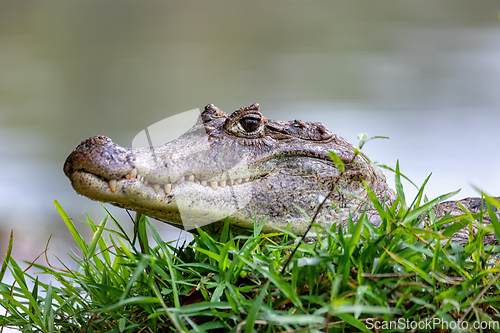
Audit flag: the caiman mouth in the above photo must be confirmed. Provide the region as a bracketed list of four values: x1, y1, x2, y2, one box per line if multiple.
[74, 166, 259, 196]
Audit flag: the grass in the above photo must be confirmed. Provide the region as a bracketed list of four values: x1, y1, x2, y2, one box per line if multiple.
[2, 162, 500, 332]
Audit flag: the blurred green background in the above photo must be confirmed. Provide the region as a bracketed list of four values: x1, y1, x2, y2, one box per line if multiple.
[1, 0, 499, 262]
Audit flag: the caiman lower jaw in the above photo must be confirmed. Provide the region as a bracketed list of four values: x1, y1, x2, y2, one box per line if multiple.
[69, 166, 257, 200]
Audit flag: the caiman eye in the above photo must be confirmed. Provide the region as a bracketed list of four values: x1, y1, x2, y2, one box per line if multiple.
[224, 105, 266, 138]
[239, 117, 260, 133]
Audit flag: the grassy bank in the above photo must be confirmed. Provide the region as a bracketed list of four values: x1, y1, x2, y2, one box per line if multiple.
[2, 168, 500, 332]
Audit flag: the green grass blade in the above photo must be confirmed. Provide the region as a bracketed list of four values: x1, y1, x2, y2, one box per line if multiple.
[402, 190, 460, 225]
[411, 173, 432, 209]
[54, 199, 87, 252]
[362, 180, 388, 221]
[42, 283, 53, 327]
[98, 296, 161, 312]
[337, 313, 371, 333]
[29, 277, 40, 326]
[348, 212, 365, 256]
[254, 214, 268, 237]
[145, 218, 181, 308]
[480, 193, 500, 240]
[0, 229, 13, 282]
[135, 213, 149, 255]
[196, 247, 222, 262]
[119, 255, 150, 302]
[441, 219, 468, 237]
[220, 216, 230, 243]
[394, 160, 407, 210]
[244, 281, 269, 333]
[86, 215, 108, 257]
[100, 203, 132, 244]
[384, 248, 433, 284]
[239, 256, 302, 308]
[8, 265, 44, 329]
[328, 150, 345, 173]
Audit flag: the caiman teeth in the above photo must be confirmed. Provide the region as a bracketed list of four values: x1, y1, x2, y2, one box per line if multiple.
[131, 168, 138, 178]
[165, 183, 172, 195]
[130, 168, 137, 179]
[104, 168, 256, 195]
[125, 168, 138, 179]
[109, 179, 117, 193]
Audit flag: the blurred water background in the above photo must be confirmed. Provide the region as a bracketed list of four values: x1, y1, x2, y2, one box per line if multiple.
[1, 0, 500, 268]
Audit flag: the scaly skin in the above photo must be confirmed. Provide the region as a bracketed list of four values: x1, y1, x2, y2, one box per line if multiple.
[64, 103, 498, 243]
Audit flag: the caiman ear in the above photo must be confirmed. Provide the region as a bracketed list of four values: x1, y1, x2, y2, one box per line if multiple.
[201, 104, 228, 122]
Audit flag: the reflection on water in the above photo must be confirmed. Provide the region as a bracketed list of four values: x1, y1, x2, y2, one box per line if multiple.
[0, 0, 499, 262]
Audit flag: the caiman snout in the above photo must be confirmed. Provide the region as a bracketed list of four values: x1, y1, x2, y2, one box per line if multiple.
[64, 135, 137, 199]
[64, 136, 133, 180]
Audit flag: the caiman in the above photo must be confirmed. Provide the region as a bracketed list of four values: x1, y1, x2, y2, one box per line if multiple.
[64, 103, 498, 244]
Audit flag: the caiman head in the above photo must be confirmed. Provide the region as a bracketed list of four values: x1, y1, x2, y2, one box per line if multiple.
[64, 103, 394, 236]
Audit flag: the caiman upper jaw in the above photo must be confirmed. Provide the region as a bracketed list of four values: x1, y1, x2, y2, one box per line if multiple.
[64, 135, 142, 199]
[64, 135, 133, 181]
